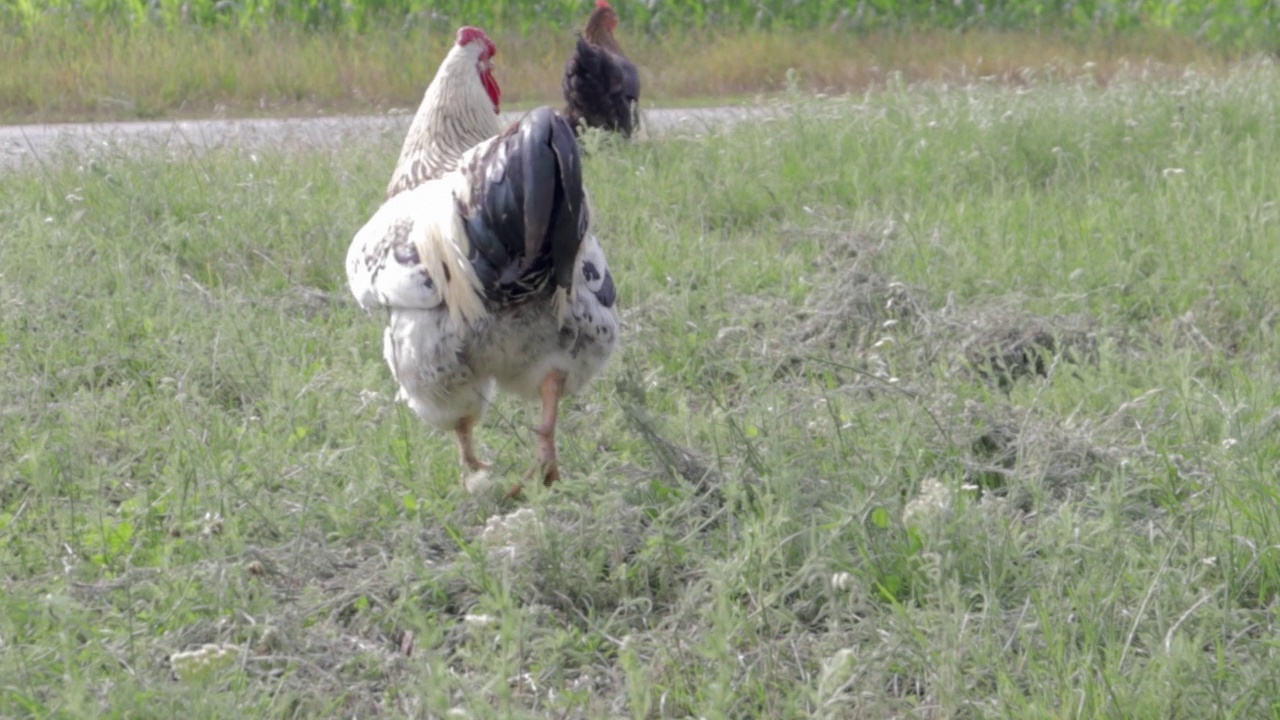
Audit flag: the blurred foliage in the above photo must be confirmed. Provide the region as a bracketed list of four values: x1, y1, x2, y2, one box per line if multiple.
[1, 0, 1277, 49]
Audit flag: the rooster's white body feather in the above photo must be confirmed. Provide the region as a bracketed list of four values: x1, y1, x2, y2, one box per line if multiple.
[347, 108, 618, 448]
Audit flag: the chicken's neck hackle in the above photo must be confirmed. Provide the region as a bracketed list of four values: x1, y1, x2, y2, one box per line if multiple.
[583, 8, 624, 55]
[387, 46, 501, 199]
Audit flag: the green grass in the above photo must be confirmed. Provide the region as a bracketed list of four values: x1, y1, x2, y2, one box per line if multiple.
[0, 22, 1258, 123]
[5, 0, 1278, 41]
[4, 65, 1280, 717]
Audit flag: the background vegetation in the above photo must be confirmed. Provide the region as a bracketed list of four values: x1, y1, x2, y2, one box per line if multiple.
[3, 0, 1279, 44]
[0, 0, 1276, 123]
[3, 65, 1280, 716]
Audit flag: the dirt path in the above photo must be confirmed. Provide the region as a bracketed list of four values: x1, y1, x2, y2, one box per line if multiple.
[0, 106, 772, 169]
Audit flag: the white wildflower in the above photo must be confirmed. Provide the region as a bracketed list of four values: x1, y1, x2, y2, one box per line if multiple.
[818, 648, 858, 701]
[902, 478, 952, 527]
[170, 643, 239, 681]
[201, 511, 223, 537]
[480, 508, 541, 564]
[462, 468, 495, 495]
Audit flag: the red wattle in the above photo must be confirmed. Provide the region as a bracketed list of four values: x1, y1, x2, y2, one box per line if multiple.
[482, 71, 501, 113]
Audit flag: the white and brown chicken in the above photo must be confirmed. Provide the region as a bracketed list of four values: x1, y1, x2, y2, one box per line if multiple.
[346, 27, 619, 496]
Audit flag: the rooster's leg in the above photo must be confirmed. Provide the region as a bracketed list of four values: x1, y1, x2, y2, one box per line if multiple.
[454, 416, 489, 473]
[503, 369, 568, 500]
[533, 369, 568, 487]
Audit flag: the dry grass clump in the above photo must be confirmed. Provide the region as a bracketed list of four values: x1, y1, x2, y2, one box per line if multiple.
[956, 399, 1118, 498]
[60, 536, 464, 715]
[621, 398, 725, 490]
[137, 504, 680, 713]
[961, 311, 1098, 388]
[788, 226, 924, 353]
[1172, 286, 1280, 359]
[929, 301, 1100, 389]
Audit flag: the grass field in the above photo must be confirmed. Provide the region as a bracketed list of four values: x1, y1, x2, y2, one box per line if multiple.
[3, 0, 1275, 124]
[0, 24, 1256, 124]
[4, 62, 1280, 717]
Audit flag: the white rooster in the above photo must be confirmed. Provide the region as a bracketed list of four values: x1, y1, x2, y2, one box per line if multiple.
[385, 27, 502, 198]
[347, 28, 619, 495]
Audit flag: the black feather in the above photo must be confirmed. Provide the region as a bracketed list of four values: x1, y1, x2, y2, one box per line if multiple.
[459, 107, 587, 309]
[561, 35, 634, 137]
[595, 269, 616, 309]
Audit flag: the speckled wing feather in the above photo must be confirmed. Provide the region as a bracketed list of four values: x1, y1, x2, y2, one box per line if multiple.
[346, 178, 489, 329]
[346, 193, 445, 312]
[576, 231, 616, 310]
[348, 107, 592, 329]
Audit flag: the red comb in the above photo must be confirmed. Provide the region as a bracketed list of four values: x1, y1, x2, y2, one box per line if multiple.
[596, 0, 611, 8]
[455, 26, 496, 57]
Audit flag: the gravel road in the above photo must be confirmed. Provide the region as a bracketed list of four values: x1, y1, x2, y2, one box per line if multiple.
[0, 106, 772, 169]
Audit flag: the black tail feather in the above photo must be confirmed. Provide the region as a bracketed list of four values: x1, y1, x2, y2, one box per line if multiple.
[544, 110, 585, 294]
[519, 111, 558, 275]
[461, 107, 587, 308]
